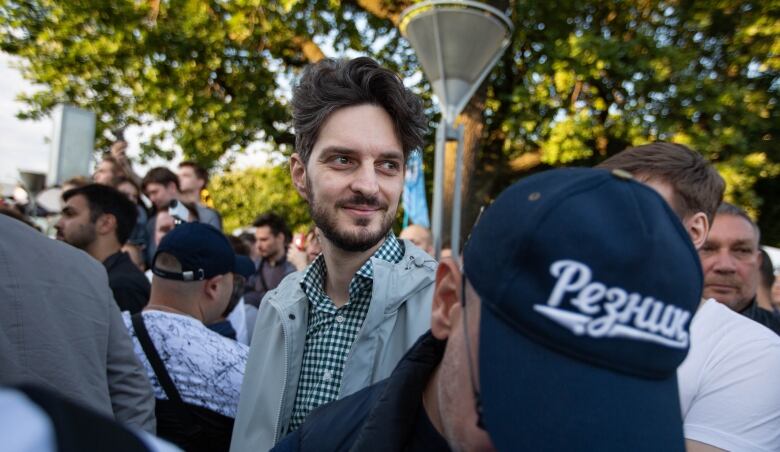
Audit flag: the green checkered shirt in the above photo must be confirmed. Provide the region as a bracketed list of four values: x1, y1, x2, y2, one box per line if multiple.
[287, 233, 405, 431]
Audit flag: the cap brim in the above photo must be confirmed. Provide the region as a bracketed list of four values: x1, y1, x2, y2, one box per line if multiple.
[233, 255, 255, 278]
[479, 304, 685, 452]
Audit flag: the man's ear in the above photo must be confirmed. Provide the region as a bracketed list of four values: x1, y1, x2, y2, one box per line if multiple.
[290, 153, 309, 201]
[430, 258, 462, 341]
[95, 213, 116, 236]
[684, 212, 709, 249]
[203, 274, 224, 300]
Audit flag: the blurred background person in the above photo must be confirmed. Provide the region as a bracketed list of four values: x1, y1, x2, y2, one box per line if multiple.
[117, 176, 149, 272]
[757, 249, 779, 316]
[239, 232, 261, 268]
[287, 226, 322, 271]
[244, 212, 296, 307]
[93, 154, 125, 187]
[177, 161, 222, 230]
[399, 224, 434, 256]
[56, 184, 150, 313]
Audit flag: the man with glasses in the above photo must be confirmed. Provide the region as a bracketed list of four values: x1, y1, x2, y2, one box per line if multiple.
[272, 168, 703, 451]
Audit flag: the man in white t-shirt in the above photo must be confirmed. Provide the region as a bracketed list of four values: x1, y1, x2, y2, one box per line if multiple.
[599, 142, 780, 452]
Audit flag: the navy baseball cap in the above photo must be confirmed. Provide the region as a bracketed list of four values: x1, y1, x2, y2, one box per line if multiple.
[464, 167, 702, 451]
[153, 223, 255, 281]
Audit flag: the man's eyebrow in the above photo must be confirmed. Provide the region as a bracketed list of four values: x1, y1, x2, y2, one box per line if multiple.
[377, 150, 404, 161]
[318, 146, 404, 160]
[731, 239, 757, 248]
[318, 146, 358, 158]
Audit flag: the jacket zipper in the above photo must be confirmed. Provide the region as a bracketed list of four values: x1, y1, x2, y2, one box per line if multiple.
[273, 310, 290, 443]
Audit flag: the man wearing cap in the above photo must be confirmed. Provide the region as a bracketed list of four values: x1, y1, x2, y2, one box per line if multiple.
[122, 222, 255, 448]
[271, 167, 702, 451]
[231, 57, 435, 452]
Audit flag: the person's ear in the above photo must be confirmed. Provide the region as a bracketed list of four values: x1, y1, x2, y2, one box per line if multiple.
[204, 274, 224, 300]
[290, 153, 309, 201]
[684, 212, 709, 249]
[430, 258, 462, 341]
[95, 213, 116, 236]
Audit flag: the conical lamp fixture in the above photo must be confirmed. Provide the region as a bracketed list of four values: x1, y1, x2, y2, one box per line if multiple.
[400, 1, 513, 124]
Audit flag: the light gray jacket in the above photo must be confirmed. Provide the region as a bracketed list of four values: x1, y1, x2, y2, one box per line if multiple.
[231, 241, 436, 452]
[0, 215, 156, 432]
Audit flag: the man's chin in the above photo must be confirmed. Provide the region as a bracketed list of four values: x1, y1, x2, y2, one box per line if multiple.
[325, 226, 388, 253]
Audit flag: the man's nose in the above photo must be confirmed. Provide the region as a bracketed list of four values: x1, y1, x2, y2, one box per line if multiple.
[711, 248, 737, 273]
[349, 163, 379, 198]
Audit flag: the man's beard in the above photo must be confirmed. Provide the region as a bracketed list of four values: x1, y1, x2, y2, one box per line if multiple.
[308, 191, 395, 253]
[60, 223, 97, 251]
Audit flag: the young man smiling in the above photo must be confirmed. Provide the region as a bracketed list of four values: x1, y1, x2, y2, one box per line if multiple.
[231, 57, 435, 452]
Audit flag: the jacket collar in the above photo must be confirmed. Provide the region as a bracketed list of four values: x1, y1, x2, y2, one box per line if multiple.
[266, 239, 437, 313]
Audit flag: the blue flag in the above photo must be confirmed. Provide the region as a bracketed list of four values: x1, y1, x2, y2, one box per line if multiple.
[402, 150, 430, 228]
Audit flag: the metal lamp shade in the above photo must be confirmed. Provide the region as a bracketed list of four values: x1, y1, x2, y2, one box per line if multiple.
[400, 1, 513, 124]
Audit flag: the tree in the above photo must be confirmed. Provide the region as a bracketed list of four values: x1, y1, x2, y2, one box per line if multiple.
[2, 0, 779, 244]
[209, 164, 310, 233]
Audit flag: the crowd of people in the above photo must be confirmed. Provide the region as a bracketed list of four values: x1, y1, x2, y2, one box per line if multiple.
[2, 56, 780, 452]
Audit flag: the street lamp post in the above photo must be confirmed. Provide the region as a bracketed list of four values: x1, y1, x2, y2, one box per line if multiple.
[400, 0, 513, 258]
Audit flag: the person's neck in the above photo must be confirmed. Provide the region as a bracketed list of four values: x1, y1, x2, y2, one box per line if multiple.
[422, 364, 445, 437]
[145, 293, 204, 323]
[179, 190, 199, 204]
[88, 238, 121, 264]
[321, 236, 385, 308]
[264, 251, 285, 266]
[757, 288, 774, 311]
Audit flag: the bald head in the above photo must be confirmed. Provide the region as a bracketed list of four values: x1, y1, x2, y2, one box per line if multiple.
[400, 224, 433, 256]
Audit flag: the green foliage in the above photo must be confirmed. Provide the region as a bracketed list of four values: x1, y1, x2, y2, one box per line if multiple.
[209, 165, 310, 234]
[2, 0, 779, 243]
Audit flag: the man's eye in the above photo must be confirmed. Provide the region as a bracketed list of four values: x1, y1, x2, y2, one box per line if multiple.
[333, 156, 351, 165]
[379, 161, 400, 171]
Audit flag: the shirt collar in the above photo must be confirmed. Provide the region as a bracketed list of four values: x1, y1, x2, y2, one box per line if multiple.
[300, 232, 405, 301]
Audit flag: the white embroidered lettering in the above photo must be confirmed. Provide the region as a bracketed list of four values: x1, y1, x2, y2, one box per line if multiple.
[535, 260, 691, 348]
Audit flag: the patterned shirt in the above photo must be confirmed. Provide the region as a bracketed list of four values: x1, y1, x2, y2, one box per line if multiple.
[287, 233, 404, 431]
[122, 311, 249, 418]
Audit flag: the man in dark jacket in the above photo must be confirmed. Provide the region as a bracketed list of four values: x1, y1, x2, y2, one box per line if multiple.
[56, 184, 150, 313]
[273, 168, 705, 452]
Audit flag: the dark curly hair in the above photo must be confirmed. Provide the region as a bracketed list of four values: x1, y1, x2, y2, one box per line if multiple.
[292, 57, 427, 165]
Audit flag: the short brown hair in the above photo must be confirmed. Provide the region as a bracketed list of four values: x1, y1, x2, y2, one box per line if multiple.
[597, 142, 725, 224]
[142, 167, 180, 192]
[292, 57, 427, 165]
[178, 161, 209, 187]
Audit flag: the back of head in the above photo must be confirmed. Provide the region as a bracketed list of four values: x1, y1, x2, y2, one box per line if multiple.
[62, 184, 138, 244]
[464, 167, 702, 451]
[142, 167, 180, 192]
[292, 57, 427, 165]
[597, 142, 724, 224]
